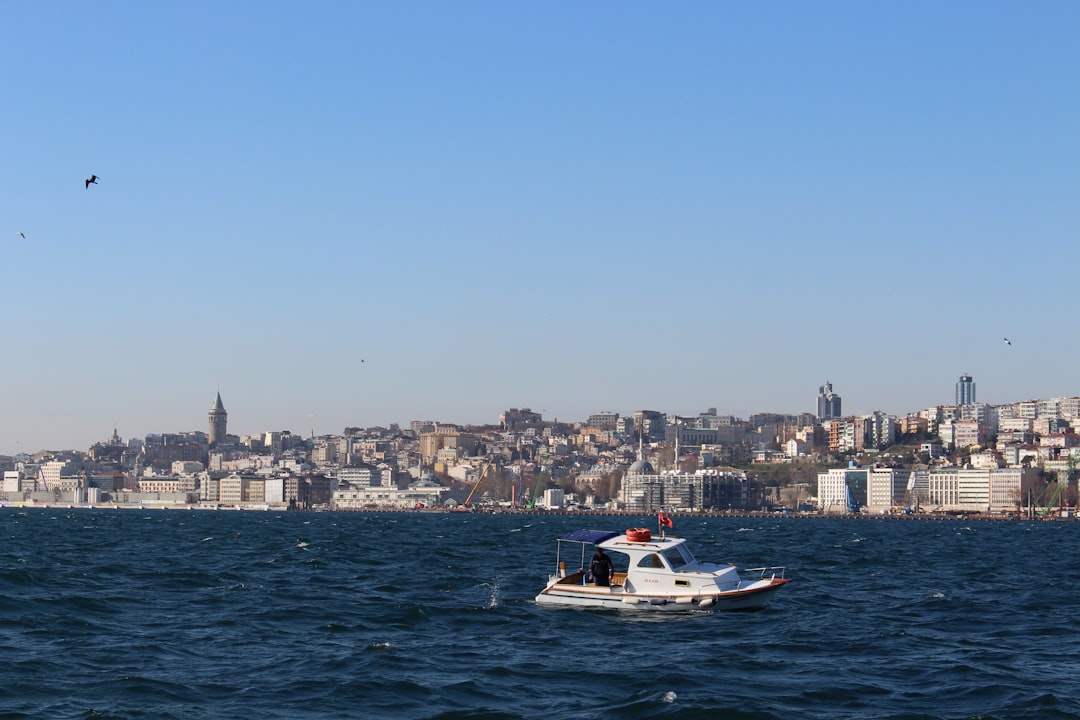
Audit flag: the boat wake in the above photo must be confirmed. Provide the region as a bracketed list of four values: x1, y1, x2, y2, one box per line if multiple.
[482, 576, 501, 608]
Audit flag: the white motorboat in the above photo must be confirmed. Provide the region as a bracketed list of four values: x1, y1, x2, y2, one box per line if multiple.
[534, 527, 788, 612]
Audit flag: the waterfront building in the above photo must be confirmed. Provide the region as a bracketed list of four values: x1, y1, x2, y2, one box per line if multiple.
[621, 468, 762, 512]
[925, 467, 1032, 513]
[866, 467, 913, 513]
[39, 459, 80, 491]
[816, 466, 868, 513]
[2, 470, 20, 493]
[218, 473, 259, 505]
[138, 476, 196, 495]
[332, 475, 449, 509]
[264, 475, 285, 503]
[285, 474, 335, 508]
[541, 487, 565, 509]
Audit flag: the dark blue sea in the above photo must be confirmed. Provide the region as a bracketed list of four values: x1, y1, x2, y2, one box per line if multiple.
[1, 509, 1077, 720]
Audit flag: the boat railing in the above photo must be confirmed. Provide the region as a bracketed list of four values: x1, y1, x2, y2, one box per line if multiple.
[743, 566, 786, 581]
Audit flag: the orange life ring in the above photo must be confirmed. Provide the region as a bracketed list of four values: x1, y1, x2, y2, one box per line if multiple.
[626, 527, 651, 542]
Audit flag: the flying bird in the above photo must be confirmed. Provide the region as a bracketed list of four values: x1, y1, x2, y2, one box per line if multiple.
[17, 231, 26, 239]
[1004, 337, 1012, 345]
[85, 174, 99, 188]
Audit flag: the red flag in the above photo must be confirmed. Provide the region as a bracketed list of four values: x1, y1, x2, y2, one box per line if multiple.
[658, 511, 673, 529]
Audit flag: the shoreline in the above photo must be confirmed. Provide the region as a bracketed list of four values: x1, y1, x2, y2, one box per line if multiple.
[1, 501, 1073, 522]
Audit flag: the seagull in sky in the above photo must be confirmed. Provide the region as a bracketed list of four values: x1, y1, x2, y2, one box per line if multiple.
[17, 231, 26, 239]
[85, 174, 99, 188]
[1004, 337, 1012, 346]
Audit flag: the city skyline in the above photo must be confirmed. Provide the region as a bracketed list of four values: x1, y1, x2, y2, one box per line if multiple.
[3, 378, 1077, 456]
[3, 3, 1077, 456]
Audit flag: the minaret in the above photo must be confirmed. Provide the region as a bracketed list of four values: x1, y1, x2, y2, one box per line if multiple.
[209, 391, 227, 446]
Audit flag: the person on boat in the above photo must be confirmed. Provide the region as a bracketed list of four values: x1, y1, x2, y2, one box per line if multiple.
[590, 546, 614, 586]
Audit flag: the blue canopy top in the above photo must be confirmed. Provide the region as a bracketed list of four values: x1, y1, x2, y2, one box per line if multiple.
[559, 530, 620, 544]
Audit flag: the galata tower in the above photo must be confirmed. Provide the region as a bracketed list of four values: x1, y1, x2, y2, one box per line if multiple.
[208, 391, 227, 446]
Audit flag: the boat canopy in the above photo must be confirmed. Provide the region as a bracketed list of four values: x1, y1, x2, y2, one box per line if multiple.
[559, 530, 620, 544]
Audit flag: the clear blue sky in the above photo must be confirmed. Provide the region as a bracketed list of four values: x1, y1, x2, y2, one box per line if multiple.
[2, 2, 1077, 454]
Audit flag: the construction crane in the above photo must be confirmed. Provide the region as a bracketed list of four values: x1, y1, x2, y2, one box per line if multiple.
[462, 457, 495, 509]
[526, 459, 548, 510]
[1039, 483, 1064, 518]
[901, 470, 918, 514]
[846, 484, 860, 514]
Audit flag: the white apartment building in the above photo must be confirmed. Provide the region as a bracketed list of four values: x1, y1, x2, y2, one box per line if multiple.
[817, 466, 868, 513]
[138, 476, 197, 494]
[926, 467, 1031, 513]
[542, 487, 566, 509]
[39, 459, 80, 491]
[333, 478, 447, 509]
[217, 473, 266, 505]
[866, 468, 912, 513]
[338, 466, 388, 488]
[265, 476, 285, 504]
[999, 418, 1033, 432]
[621, 469, 761, 512]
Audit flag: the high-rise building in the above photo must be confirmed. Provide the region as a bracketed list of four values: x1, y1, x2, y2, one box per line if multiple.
[209, 391, 227, 447]
[817, 382, 842, 419]
[956, 374, 976, 406]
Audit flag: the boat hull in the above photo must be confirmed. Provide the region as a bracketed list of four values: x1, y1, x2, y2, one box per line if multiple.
[535, 577, 788, 612]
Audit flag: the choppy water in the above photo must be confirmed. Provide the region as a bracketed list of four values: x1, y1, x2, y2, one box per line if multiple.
[1, 508, 1078, 720]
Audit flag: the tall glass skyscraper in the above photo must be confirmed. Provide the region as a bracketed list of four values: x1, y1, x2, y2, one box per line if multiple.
[956, 374, 976, 405]
[817, 381, 842, 419]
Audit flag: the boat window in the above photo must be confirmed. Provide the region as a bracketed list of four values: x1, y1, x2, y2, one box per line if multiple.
[661, 546, 689, 569]
[637, 553, 665, 569]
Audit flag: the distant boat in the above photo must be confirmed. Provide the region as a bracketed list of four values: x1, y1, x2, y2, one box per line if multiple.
[535, 527, 788, 612]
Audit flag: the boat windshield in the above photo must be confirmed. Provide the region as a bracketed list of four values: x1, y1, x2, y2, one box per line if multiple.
[661, 545, 693, 569]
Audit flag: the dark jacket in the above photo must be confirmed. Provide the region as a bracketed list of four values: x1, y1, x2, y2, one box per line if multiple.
[590, 551, 614, 586]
